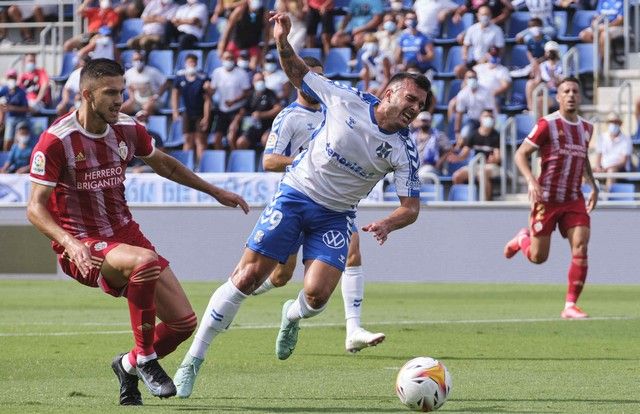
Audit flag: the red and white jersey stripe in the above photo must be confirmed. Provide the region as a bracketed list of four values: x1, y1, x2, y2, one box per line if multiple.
[29, 111, 155, 250]
[525, 111, 593, 204]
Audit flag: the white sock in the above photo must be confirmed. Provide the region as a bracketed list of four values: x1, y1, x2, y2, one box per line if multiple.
[252, 278, 276, 296]
[286, 290, 326, 322]
[189, 279, 248, 360]
[136, 352, 158, 365]
[341, 266, 364, 337]
[121, 354, 136, 375]
[564, 301, 576, 309]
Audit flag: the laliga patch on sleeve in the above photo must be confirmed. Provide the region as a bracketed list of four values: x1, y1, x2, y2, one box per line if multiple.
[265, 132, 277, 149]
[31, 151, 46, 175]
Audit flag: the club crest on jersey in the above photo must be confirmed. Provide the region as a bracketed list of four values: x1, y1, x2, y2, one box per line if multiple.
[376, 142, 392, 159]
[322, 230, 346, 249]
[93, 241, 108, 251]
[345, 116, 356, 129]
[31, 151, 46, 175]
[118, 141, 128, 160]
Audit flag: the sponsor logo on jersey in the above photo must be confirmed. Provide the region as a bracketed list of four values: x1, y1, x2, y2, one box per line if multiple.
[93, 241, 108, 251]
[118, 141, 128, 160]
[325, 143, 375, 178]
[31, 151, 46, 175]
[254, 230, 265, 243]
[322, 230, 346, 249]
[376, 142, 392, 159]
[77, 166, 125, 190]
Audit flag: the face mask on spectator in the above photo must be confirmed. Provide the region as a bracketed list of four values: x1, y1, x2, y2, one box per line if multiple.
[391, 1, 403, 11]
[481, 116, 494, 129]
[264, 62, 277, 73]
[16, 133, 30, 146]
[479, 15, 490, 26]
[96, 36, 111, 47]
[405, 19, 417, 29]
[238, 59, 250, 69]
[100, 0, 111, 9]
[363, 42, 378, 55]
[608, 123, 620, 135]
[254, 80, 266, 92]
[25, 62, 36, 72]
[467, 77, 478, 90]
[249, 0, 262, 9]
[223, 60, 235, 71]
[529, 26, 542, 37]
[185, 65, 197, 76]
[133, 60, 144, 71]
[383, 21, 397, 33]
[6, 79, 16, 89]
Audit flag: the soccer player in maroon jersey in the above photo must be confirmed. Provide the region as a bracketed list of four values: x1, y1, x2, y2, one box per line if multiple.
[503, 77, 599, 319]
[26, 58, 250, 405]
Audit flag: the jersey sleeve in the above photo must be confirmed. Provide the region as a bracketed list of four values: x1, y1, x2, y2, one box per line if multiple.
[525, 118, 549, 148]
[393, 137, 421, 198]
[29, 132, 65, 187]
[264, 110, 294, 155]
[134, 122, 156, 158]
[301, 71, 364, 108]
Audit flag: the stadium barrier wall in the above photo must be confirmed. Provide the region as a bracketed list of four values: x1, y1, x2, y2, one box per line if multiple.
[2, 204, 639, 284]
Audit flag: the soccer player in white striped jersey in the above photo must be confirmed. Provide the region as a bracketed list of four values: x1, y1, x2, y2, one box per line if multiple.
[252, 56, 386, 354]
[174, 12, 428, 398]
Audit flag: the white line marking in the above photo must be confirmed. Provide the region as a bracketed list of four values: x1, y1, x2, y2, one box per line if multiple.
[0, 316, 635, 337]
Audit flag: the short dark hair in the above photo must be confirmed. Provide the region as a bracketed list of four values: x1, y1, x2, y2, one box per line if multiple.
[557, 76, 581, 91]
[529, 17, 543, 26]
[185, 53, 199, 62]
[388, 72, 431, 96]
[80, 58, 124, 89]
[302, 56, 323, 70]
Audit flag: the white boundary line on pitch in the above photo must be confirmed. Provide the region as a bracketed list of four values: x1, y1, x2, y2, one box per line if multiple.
[0, 315, 636, 337]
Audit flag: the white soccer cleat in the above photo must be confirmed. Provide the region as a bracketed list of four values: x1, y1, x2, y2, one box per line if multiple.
[173, 353, 204, 398]
[345, 328, 386, 353]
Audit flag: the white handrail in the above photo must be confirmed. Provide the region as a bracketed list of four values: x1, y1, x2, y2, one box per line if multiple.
[616, 81, 633, 135]
[418, 171, 443, 202]
[467, 152, 486, 201]
[499, 117, 515, 196]
[562, 46, 579, 78]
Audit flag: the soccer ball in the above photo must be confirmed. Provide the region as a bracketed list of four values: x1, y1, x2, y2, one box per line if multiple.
[395, 357, 452, 412]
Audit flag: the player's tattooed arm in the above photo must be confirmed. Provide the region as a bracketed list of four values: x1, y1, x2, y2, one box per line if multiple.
[271, 12, 309, 88]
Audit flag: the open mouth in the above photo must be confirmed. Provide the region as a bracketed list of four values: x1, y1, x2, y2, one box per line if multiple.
[401, 112, 413, 123]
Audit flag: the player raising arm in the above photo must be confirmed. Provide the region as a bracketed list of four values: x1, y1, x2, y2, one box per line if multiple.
[27, 58, 248, 406]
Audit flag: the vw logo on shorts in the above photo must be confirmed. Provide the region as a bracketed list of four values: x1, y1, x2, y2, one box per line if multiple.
[322, 230, 346, 249]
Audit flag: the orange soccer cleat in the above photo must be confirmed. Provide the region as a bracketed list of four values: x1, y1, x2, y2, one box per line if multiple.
[504, 228, 529, 259]
[561, 305, 589, 319]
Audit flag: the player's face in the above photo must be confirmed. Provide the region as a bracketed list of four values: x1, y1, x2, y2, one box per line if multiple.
[385, 80, 428, 129]
[86, 75, 125, 124]
[556, 81, 581, 114]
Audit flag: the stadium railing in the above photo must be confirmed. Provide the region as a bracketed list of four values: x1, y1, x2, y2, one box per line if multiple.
[467, 152, 487, 202]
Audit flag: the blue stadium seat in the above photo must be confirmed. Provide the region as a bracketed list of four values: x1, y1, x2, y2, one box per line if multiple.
[432, 113, 445, 130]
[164, 118, 184, 148]
[509, 45, 530, 70]
[437, 46, 463, 79]
[383, 183, 399, 202]
[575, 43, 595, 75]
[300, 48, 322, 61]
[204, 50, 222, 75]
[169, 150, 195, 170]
[608, 183, 635, 201]
[51, 52, 77, 82]
[196, 23, 220, 48]
[324, 47, 351, 78]
[506, 12, 530, 43]
[431, 46, 444, 73]
[434, 13, 474, 46]
[120, 49, 135, 70]
[29, 117, 49, 137]
[557, 10, 597, 42]
[554, 11, 568, 38]
[581, 183, 592, 198]
[148, 50, 174, 78]
[435, 79, 461, 112]
[431, 79, 445, 107]
[174, 50, 204, 75]
[199, 150, 226, 172]
[0, 151, 10, 166]
[448, 184, 477, 201]
[116, 18, 143, 48]
[502, 78, 528, 113]
[147, 115, 167, 146]
[514, 113, 535, 144]
[227, 150, 256, 172]
[420, 183, 444, 203]
[446, 151, 470, 175]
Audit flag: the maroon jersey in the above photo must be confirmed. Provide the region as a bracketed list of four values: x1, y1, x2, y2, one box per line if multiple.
[525, 112, 593, 204]
[29, 111, 155, 251]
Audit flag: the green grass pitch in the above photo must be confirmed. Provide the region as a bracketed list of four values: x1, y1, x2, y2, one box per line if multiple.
[0, 280, 639, 413]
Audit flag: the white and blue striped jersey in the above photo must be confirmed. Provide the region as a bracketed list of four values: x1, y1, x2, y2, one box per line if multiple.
[282, 71, 421, 212]
[264, 102, 324, 157]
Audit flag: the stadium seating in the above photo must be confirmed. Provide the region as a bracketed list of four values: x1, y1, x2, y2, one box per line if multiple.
[196, 24, 221, 49]
[199, 150, 226, 172]
[506, 12, 530, 43]
[575, 43, 595, 75]
[227, 150, 256, 172]
[116, 18, 143, 49]
[147, 50, 174, 78]
[434, 13, 474, 46]
[557, 10, 597, 42]
[147, 115, 168, 145]
[553, 11, 568, 38]
[204, 50, 222, 75]
[164, 118, 184, 148]
[608, 183, 635, 201]
[300, 48, 322, 61]
[0, 151, 9, 166]
[431, 79, 445, 109]
[420, 183, 444, 203]
[324, 47, 351, 78]
[431, 46, 445, 73]
[120, 49, 135, 70]
[174, 50, 204, 74]
[432, 113, 445, 130]
[50, 51, 77, 82]
[502, 79, 528, 113]
[448, 184, 478, 201]
[169, 150, 195, 170]
[514, 113, 535, 144]
[508, 45, 530, 71]
[29, 117, 49, 137]
[438, 46, 463, 79]
[383, 183, 398, 202]
[435, 79, 461, 112]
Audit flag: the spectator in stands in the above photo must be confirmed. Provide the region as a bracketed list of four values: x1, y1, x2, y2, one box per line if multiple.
[211, 0, 247, 35]
[594, 112, 632, 190]
[453, 0, 512, 26]
[304, 0, 335, 55]
[473, 47, 511, 102]
[450, 109, 501, 200]
[128, 0, 179, 52]
[237, 72, 283, 149]
[6, 1, 57, 44]
[115, 0, 145, 19]
[263, 53, 293, 103]
[361, 34, 393, 95]
[0, 70, 29, 151]
[375, 14, 402, 59]
[276, 0, 307, 53]
[77, 26, 116, 61]
[64, 0, 120, 53]
[173, 53, 211, 166]
[56, 55, 91, 117]
[414, 0, 459, 39]
[396, 12, 435, 74]
[122, 51, 171, 116]
[0, 8, 7, 45]
[18, 53, 51, 113]
[218, 0, 269, 70]
[516, 17, 551, 78]
[236, 49, 255, 74]
[525, 40, 562, 114]
[454, 6, 505, 79]
[0, 121, 34, 173]
[579, 0, 624, 56]
[166, 0, 209, 50]
[453, 69, 497, 146]
[209, 51, 252, 149]
[331, 0, 385, 50]
[413, 111, 452, 179]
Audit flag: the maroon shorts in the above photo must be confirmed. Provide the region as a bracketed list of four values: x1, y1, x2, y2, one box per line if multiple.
[529, 198, 590, 238]
[58, 221, 169, 297]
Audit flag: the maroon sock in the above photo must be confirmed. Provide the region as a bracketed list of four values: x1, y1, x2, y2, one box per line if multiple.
[153, 313, 198, 358]
[126, 261, 161, 359]
[566, 255, 588, 303]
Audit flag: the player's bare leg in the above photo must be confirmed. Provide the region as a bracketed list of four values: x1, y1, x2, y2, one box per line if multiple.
[561, 226, 590, 319]
[101, 244, 176, 403]
[252, 253, 297, 295]
[276, 259, 342, 360]
[342, 232, 385, 353]
[175, 249, 278, 397]
[504, 228, 551, 264]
